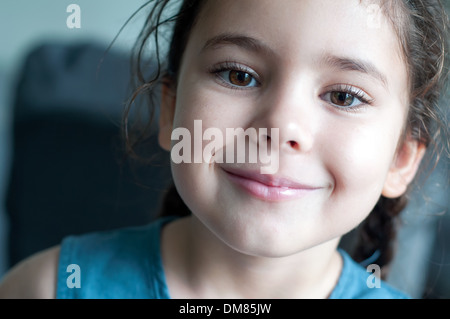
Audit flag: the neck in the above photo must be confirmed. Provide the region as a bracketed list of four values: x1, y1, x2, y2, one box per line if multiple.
[161, 216, 343, 299]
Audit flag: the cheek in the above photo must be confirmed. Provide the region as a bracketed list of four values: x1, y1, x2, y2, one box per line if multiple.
[315, 123, 401, 237]
[173, 86, 230, 132]
[169, 84, 230, 213]
[326, 122, 399, 201]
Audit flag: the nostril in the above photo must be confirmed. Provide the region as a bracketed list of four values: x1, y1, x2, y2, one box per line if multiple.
[257, 134, 271, 147]
[288, 140, 299, 149]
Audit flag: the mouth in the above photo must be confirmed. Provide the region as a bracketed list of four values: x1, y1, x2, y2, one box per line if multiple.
[221, 166, 322, 202]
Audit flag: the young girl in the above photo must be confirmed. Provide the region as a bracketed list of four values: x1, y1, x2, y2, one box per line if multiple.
[0, 0, 448, 299]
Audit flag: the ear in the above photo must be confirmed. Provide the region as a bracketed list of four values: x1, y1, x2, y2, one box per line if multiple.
[158, 79, 177, 151]
[382, 136, 426, 198]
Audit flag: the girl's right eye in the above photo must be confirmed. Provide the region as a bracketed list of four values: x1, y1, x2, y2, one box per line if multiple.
[211, 63, 260, 89]
[219, 70, 258, 87]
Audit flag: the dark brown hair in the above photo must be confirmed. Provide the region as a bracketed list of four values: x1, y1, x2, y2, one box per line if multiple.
[352, 0, 449, 276]
[124, 0, 449, 275]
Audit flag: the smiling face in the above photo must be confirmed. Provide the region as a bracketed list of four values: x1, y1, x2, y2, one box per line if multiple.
[159, 0, 424, 257]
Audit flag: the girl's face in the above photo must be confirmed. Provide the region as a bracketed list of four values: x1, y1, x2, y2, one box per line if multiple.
[160, 0, 423, 257]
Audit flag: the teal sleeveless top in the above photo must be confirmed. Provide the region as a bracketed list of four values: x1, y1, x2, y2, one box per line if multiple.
[56, 218, 409, 299]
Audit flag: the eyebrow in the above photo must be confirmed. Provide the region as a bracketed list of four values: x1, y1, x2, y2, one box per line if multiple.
[202, 33, 389, 88]
[320, 54, 389, 88]
[202, 33, 274, 56]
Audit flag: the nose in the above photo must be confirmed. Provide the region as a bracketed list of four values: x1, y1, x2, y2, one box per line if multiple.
[252, 85, 315, 154]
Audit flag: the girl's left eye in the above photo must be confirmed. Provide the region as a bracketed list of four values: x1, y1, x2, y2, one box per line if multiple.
[321, 85, 373, 109]
[328, 91, 361, 108]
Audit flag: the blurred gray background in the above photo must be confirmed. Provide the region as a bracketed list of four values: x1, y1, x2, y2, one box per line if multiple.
[0, 0, 448, 299]
[0, 0, 148, 277]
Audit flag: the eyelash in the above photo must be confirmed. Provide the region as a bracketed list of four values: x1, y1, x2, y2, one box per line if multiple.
[209, 62, 260, 89]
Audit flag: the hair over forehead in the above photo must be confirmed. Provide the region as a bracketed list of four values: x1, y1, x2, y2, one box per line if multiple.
[361, 0, 416, 66]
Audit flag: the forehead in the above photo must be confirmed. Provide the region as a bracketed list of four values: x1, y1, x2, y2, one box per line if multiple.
[185, 0, 408, 97]
[194, 0, 399, 54]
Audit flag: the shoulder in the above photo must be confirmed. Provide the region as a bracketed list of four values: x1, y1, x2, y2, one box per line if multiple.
[59, 219, 168, 260]
[330, 249, 410, 299]
[0, 245, 60, 299]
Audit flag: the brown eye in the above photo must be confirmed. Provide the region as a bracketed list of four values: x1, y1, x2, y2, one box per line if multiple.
[330, 92, 355, 107]
[229, 70, 253, 86]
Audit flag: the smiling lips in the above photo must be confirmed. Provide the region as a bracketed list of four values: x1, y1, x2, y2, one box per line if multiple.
[222, 167, 322, 201]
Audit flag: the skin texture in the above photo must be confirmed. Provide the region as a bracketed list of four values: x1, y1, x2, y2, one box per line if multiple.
[0, 0, 425, 299]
